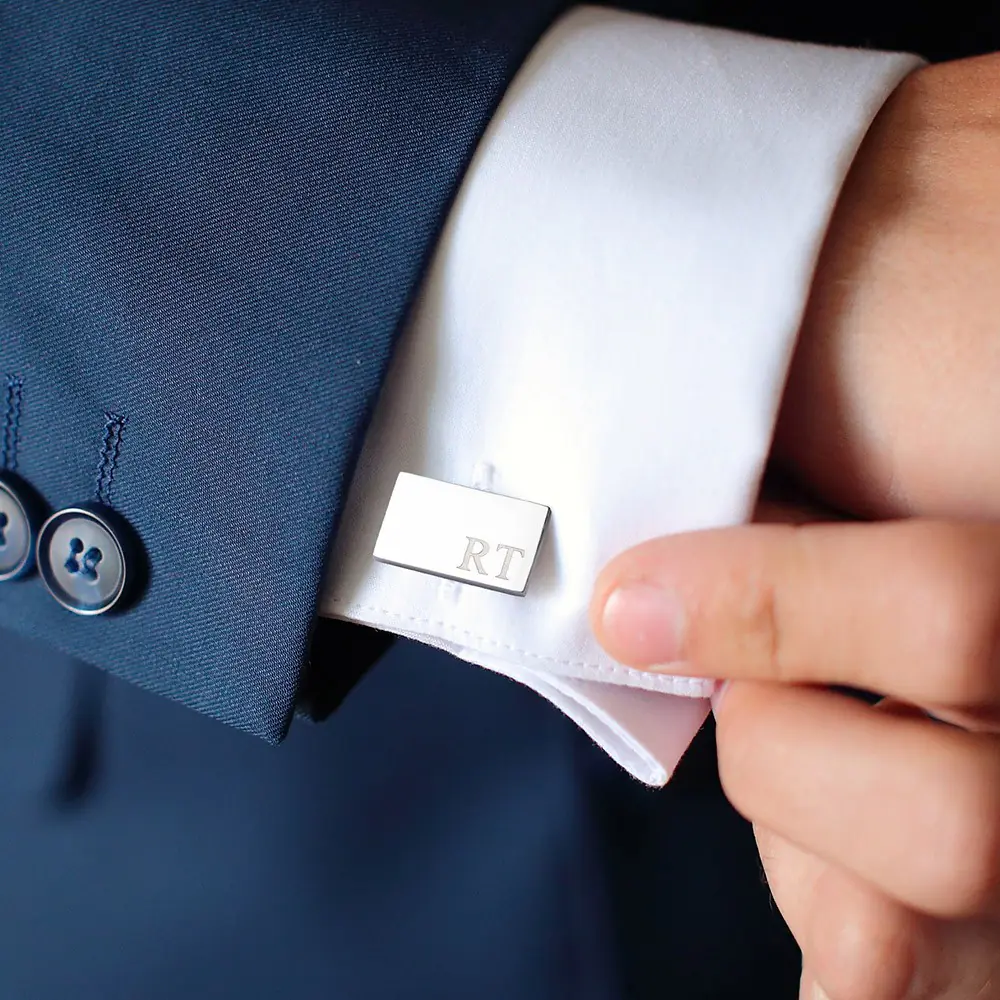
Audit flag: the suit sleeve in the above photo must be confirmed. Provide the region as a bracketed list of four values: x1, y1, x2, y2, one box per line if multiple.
[0, 0, 559, 742]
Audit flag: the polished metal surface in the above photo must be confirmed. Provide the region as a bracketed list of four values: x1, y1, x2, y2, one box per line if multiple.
[374, 472, 550, 596]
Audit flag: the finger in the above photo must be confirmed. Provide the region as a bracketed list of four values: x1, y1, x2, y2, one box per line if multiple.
[796, 863, 1000, 1000]
[757, 822, 923, 1000]
[592, 519, 1000, 707]
[713, 681, 1000, 919]
[774, 830, 1000, 1000]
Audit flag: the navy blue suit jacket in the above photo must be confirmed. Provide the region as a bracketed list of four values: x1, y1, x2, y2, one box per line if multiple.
[1, 3, 998, 998]
[2, 0, 994, 737]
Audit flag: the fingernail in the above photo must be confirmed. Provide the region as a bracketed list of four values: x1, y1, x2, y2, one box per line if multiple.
[812, 984, 831, 1000]
[601, 584, 685, 665]
[710, 680, 730, 716]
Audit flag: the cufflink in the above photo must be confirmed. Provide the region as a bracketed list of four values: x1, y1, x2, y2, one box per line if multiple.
[37, 503, 144, 615]
[0, 471, 47, 582]
[373, 472, 550, 596]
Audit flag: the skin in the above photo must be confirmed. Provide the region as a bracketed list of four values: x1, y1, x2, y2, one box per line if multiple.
[590, 53, 1000, 1000]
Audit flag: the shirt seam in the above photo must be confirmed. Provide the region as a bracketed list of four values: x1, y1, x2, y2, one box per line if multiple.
[325, 595, 711, 696]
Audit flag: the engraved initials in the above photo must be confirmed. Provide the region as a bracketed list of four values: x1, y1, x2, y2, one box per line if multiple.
[0, 511, 7, 548]
[458, 537, 490, 576]
[65, 537, 103, 582]
[495, 543, 526, 582]
[457, 537, 526, 583]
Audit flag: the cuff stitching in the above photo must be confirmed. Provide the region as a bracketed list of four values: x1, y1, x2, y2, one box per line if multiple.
[325, 595, 711, 697]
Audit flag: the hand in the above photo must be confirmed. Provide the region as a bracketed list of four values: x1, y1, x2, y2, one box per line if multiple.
[773, 51, 1000, 522]
[590, 51, 1000, 999]
[591, 512, 1000, 999]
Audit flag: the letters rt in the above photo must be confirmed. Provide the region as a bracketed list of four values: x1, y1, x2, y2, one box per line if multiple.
[457, 537, 525, 582]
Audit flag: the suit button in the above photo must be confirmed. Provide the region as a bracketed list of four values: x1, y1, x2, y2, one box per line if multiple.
[0, 472, 46, 581]
[38, 504, 141, 615]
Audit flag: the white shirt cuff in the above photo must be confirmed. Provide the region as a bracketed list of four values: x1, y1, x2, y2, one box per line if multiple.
[321, 6, 922, 785]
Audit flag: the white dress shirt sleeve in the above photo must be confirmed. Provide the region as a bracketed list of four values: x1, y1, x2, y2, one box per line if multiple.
[320, 6, 922, 786]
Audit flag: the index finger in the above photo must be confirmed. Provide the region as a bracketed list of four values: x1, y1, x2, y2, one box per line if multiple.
[590, 519, 1000, 708]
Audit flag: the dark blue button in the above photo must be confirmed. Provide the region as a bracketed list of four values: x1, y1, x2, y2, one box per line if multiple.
[38, 504, 142, 615]
[0, 472, 46, 581]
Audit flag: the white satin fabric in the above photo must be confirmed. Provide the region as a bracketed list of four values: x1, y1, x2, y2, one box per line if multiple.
[321, 6, 921, 785]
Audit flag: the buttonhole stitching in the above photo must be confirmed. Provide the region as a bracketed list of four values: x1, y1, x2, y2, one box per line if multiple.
[2, 374, 23, 472]
[95, 412, 127, 506]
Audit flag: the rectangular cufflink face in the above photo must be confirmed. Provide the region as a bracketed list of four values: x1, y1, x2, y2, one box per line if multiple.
[373, 472, 550, 596]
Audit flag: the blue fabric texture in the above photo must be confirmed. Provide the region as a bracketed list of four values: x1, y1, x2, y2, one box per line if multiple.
[0, 631, 801, 999]
[0, 0, 988, 748]
[0, 0, 577, 741]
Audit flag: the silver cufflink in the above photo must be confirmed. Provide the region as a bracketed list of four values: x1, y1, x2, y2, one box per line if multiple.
[374, 472, 550, 596]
